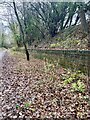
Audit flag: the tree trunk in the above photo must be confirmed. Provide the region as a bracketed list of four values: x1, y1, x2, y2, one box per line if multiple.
[23, 42, 29, 61]
[79, 7, 90, 50]
[74, 15, 79, 26]
[13, 1, 29, 61]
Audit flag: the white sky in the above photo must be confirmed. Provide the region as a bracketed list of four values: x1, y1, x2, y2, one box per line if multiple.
[0, 0, 89, 2]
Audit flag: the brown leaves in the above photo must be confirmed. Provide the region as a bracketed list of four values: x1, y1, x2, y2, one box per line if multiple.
[0, 52, 90, 119]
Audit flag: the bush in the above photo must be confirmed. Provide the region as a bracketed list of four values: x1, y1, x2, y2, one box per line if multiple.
[50, 43, 61, 48]
[72, 80, 85, 93]
[11, 46, 20, 51]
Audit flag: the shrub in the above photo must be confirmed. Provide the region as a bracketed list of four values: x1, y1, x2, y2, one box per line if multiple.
[72, 80, 85, 93]
[50, 43, 61, 48]
[11, 46, 20, 51]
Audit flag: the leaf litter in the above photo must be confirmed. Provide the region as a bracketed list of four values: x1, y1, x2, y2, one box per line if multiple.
[0, 51, 90, 119]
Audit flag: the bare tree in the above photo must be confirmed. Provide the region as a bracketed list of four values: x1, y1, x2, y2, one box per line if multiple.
[13, 0, 29, 61]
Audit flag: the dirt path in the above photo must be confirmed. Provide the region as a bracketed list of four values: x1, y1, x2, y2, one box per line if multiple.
[0, 50, 7, 119]
[0, 50, 6, 64]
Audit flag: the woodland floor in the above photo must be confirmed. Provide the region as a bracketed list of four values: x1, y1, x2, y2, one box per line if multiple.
[0, 51, 90, 120]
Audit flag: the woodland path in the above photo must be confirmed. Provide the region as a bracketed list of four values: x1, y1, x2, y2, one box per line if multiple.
[0, 50, 7, 119]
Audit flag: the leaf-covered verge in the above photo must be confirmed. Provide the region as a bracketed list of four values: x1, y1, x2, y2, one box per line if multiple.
[0, 51, 90, 119]
[30, 22, 90, 50]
